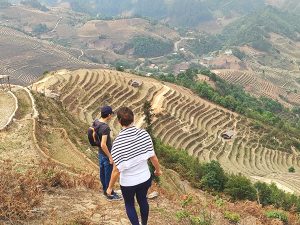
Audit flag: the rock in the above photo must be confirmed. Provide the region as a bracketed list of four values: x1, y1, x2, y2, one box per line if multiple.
[147, 191, 159, 199]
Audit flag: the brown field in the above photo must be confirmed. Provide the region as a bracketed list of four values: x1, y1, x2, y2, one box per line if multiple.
[0, 26, 98, 85]
[32, 68, 300, 195]
[212, 69, 300, 107]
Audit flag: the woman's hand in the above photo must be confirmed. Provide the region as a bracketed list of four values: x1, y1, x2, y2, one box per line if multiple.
[106, 187, 113, 196]
[154, 169, 162, 176]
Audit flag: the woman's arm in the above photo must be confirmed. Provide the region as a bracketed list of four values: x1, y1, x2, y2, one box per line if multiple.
[150, 155, 162, 176]
[106, 163, 120, 195]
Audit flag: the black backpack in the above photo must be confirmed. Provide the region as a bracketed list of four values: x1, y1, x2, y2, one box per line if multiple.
[87, 119, 102, 146]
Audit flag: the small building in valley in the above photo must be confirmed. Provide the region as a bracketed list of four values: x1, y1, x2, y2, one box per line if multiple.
[221, 130, 235, 139]
[0, 75, 11, 91]
[128, 79, 143, 88]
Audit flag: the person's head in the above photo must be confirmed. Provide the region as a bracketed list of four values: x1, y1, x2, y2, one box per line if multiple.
[117, 107, 134, 127]
[100, 105, 114, 120]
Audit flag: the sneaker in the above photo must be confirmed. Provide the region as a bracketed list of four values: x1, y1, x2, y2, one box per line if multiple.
[114, 189, 122, 195]
[106, 192, 122, 201]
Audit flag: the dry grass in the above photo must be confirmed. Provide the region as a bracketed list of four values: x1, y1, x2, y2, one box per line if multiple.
[0, 160, 43, 223]
[0, 160, 100, 224]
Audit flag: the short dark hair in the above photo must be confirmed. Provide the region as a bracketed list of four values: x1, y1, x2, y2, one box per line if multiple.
[101, 105, 113, 118]
[117, 107, 134, 126]
[101, 113, 110, 118]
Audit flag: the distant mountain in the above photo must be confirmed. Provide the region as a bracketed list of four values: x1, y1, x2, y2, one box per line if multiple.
[39, 0, 266, 27]
[267, 0, 300, 13]
[186, 6, 300, 55]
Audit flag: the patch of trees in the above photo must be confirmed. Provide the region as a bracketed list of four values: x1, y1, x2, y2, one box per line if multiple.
[21, 0, 49, 12]
[127, 36, 173, 58]
[232, 48, 246, 60]
[33, 23, 49, 34]
[187, 34, 222, 56]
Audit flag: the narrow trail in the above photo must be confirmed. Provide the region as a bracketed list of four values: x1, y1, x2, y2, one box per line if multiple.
[50, 17, 62, 33]
[174, 37, 196, 52]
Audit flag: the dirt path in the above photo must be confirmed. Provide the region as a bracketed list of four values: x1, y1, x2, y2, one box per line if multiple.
[31, 186, 182, 225]
[174, 37, 195, 52]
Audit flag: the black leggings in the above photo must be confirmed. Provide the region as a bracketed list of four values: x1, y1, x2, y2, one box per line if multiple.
[120, 178, 152, 225]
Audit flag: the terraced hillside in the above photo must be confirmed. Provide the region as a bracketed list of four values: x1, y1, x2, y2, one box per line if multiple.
[213, 69, 300, 107]
[33, 69, 300, 194]
[0, 26, 98, 85]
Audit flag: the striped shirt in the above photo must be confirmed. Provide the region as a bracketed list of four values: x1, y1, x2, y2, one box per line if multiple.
[111, 126, 155, 186]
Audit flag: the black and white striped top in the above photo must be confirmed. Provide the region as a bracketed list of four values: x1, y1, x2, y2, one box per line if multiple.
[111, 126, 155, 173]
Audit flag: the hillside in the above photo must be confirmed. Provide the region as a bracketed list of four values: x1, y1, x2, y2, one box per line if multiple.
[0, 86, 183, 225]
[0, 25, 98, 85]
[32, 69, 300, 196]
[0, 4, 182, 73]
[1, 84, 289, 225]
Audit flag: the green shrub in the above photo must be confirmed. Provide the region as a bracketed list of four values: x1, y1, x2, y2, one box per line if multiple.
[176, 210, 190, 220]
[265, 210, 288, 223]
[201, 160, 227, 192]
[254, 181, 272, 206]
[288, 166, 295, 173]
[181, 196, 193, 208]
[269, 183, 289, 209]
[214, 196, 225, 208]
[224, 211, 240, 224]
[154, 140, 204, 187]
[224, 174, 256, 201]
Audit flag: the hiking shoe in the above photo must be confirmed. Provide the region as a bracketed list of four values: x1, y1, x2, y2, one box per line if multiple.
[106, 192, 122, 201]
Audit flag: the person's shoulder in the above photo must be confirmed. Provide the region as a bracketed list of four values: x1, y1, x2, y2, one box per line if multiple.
[98, 122, 111, 132]
[138, 128, 151, 137]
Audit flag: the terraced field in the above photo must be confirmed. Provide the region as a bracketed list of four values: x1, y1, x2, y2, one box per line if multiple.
[0, 26, 98, 85]
[33, 69, 300, 194]
[213, 69, 300, 107]
[0, 90, 17, 130]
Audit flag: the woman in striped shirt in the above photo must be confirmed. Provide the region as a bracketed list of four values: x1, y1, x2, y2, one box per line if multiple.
[106, 107, 162, 225]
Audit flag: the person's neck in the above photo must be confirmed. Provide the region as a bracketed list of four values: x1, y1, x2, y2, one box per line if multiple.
[122, 124, 134, 129]
[99, 117, 108, 123]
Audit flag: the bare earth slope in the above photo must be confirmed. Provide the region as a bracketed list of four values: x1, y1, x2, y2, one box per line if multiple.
[33, 69, 300, 195]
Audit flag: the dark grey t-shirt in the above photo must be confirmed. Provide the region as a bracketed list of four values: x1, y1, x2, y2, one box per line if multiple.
[97, 122, 112, 156]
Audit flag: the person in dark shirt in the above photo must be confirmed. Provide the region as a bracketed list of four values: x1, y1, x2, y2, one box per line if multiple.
[97, 105, 121, 200]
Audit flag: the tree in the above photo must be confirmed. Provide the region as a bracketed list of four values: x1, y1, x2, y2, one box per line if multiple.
[201, 160, 227, 192]
[225, 174, 256, 201]
[254, 181, 272, 206]
[143, 100, 159, 183]
[143, 100, 154, 136]
[33, 24, 49, 34]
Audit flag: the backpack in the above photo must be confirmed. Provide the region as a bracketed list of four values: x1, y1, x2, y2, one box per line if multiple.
[87, 119, 102, 146]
